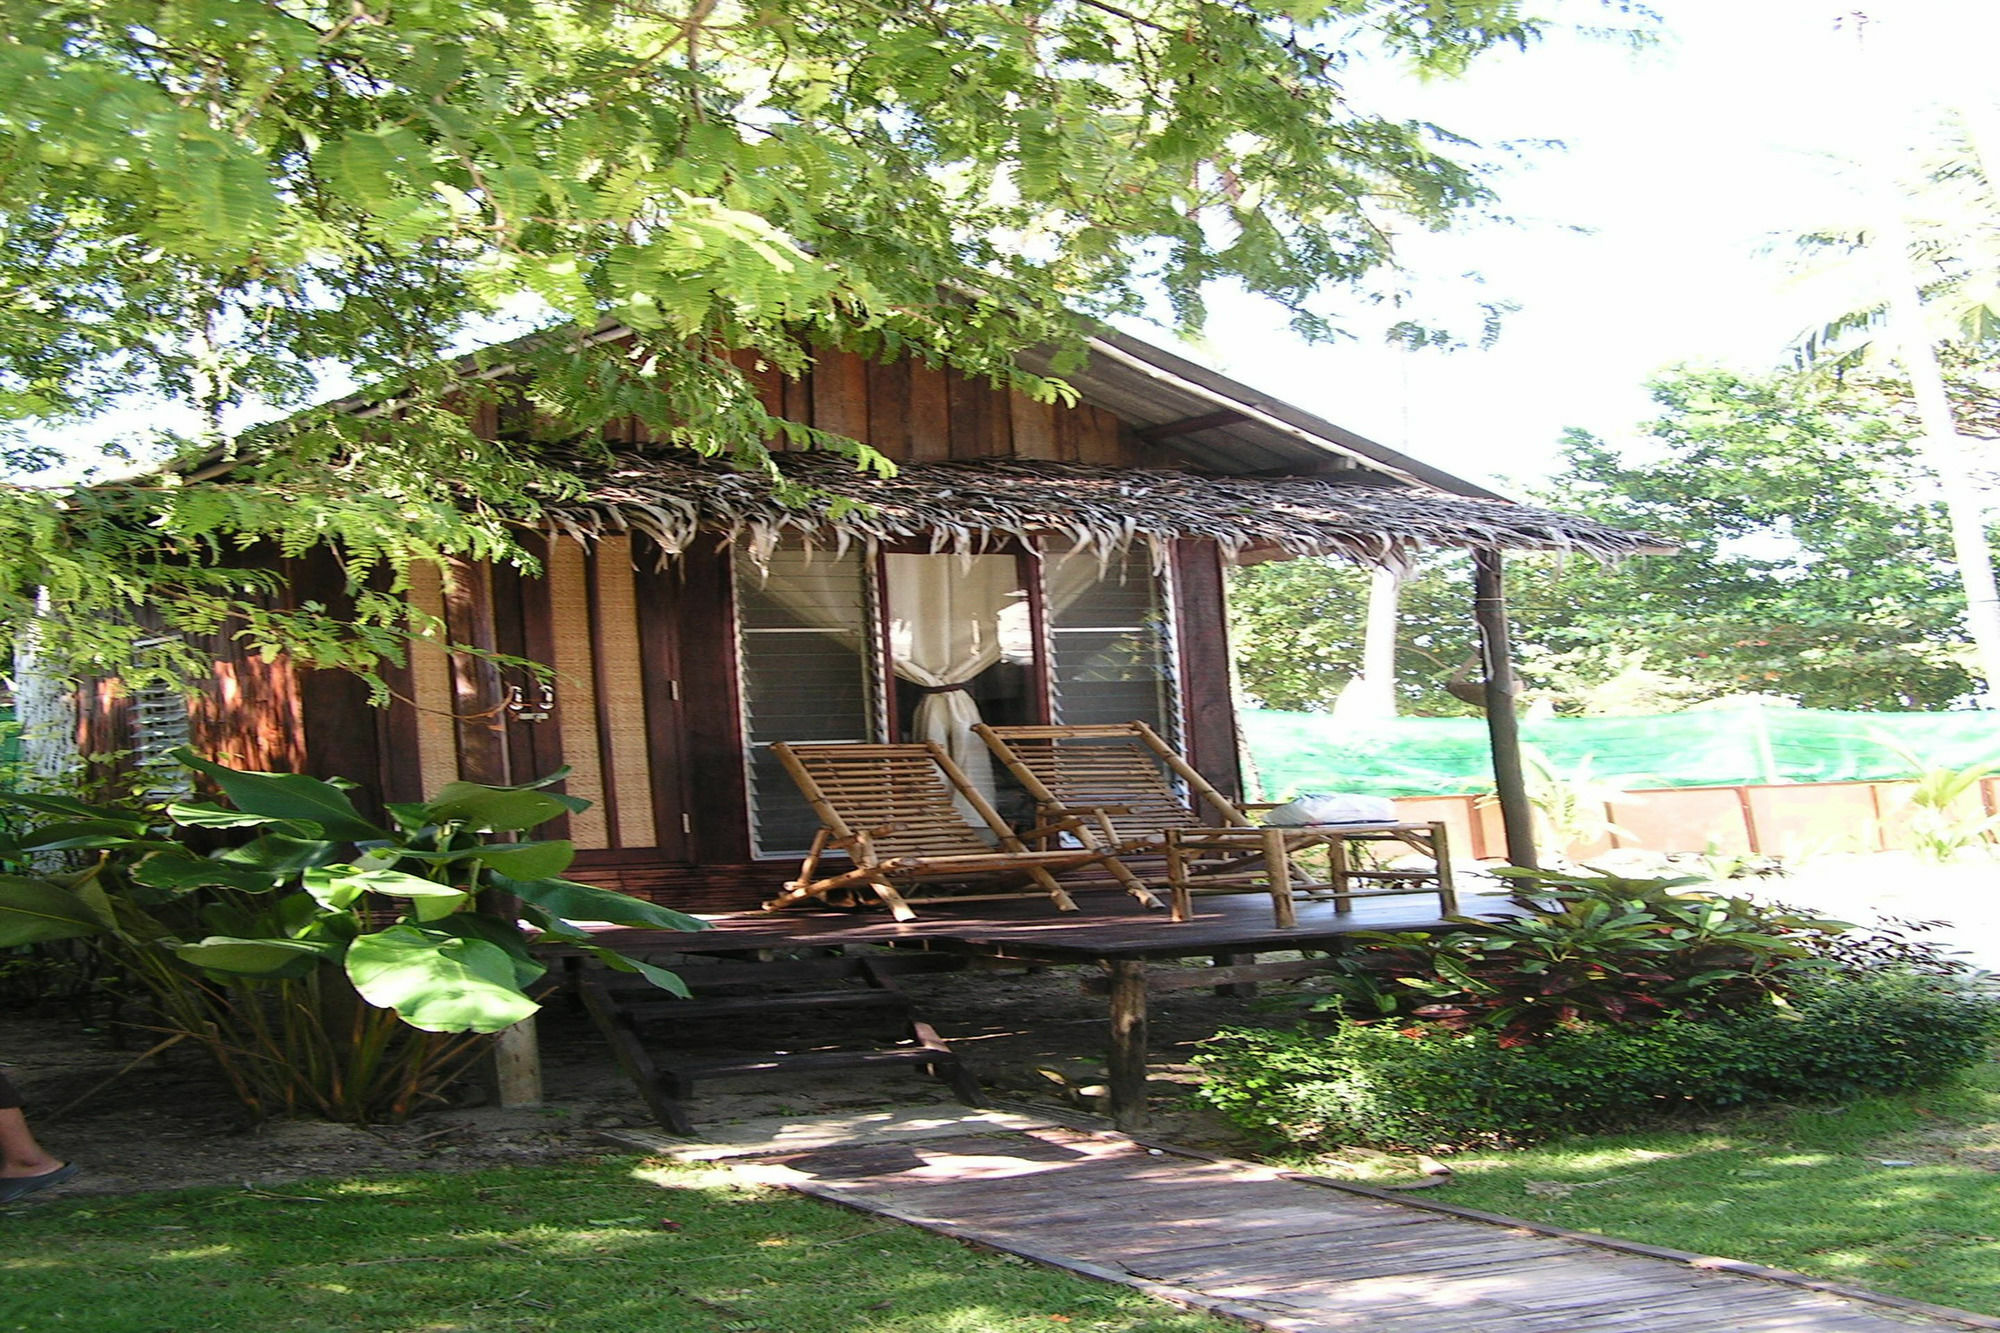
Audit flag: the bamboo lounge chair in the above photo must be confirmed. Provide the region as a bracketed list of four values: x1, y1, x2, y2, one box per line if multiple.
[766, 741, 1150, 922]
[975, 721, 1457, 927]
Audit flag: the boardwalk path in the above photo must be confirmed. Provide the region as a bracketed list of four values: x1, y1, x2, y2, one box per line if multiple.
[739, 1124, 1993, 1333]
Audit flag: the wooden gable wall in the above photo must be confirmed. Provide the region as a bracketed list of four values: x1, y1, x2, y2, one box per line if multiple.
[592, 344, 1140, 467]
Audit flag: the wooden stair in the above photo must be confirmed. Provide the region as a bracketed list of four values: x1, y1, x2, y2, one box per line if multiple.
[572, 952, 982, 1136]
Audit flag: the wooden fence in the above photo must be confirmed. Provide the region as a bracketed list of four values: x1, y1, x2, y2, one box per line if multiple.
[1396, 777, 2000, 863]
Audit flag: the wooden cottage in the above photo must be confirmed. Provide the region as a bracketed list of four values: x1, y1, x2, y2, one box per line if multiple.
[76, 328, 1652, 911]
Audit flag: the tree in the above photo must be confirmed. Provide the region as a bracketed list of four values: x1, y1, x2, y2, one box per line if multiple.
[0, 0, 1552, 689]
[1228, 366, 1991, 715]
[1522, 368, 1980, 711]
[1228, 552, 1485, 715]
[1787, 68, 2000, 699]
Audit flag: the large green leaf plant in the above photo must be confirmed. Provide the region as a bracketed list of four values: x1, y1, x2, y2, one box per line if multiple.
[0, 750, 705, 1122]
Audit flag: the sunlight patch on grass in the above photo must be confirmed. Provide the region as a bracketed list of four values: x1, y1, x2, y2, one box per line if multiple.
[1427, 1066, 2000, 1316]
[325, 1180, 425, 1197]
[154, 1244, 240, 1261]
[2, 1160, 1239, 1333]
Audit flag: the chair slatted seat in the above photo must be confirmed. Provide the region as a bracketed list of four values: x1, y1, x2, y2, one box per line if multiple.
[977, 721, 1456, 927]
[766, 741, 1147, 921]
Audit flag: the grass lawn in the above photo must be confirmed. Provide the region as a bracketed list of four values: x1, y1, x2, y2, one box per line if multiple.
[1324, 1062, 2000, 1317]
[1, 1156, 1238, 1333]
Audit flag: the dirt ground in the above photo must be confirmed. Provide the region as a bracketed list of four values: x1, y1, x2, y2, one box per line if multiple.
[0, 957, 1271, 1200]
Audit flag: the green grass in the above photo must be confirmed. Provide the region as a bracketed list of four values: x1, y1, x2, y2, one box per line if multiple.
[1353, 1063, 2000, 1316]
[1, 1156, 1238, 1333]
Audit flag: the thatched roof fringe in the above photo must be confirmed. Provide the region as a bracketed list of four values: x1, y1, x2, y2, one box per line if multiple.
[539, 455, 1662, 571]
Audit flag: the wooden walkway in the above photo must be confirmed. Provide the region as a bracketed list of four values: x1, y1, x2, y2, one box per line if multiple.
[743, 1125, 1994, 1333]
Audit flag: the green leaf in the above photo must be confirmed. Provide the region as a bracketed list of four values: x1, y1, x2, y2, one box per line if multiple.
[579, 946, 690, 997]
[14, 820, 167, 852]
[0, 875, 105, 946]
[430, 913, 547, 990]
[472, 839, 576, 879]
[303, 864, 468, 917]
[173, 748, 387, 842]
[516, 903, 589, 943]
[132, 851, 287, 894]
[172, 936, 339, 981]
[216, 833, 344, 874]
[492, 872, 709, 932]
[423, 783, 570, 832]
[0, 792, 149, 826]
[168, 801, 322, 836]
[345, 923, 540, 1033]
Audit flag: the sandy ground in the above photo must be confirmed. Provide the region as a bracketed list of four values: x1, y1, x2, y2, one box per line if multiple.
[1727, 850, 2000, 973]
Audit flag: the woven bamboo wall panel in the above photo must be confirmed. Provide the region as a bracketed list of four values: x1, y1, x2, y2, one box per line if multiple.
[406, 561, 461, 796]
[592, 537, 659, 848]
[547, 538, 610, 849]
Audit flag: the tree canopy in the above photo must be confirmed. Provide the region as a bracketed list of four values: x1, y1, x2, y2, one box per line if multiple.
[1524, 368, 1977, 711]
[1229, 365, 1995, 716]
[0, 0, 1548, 686]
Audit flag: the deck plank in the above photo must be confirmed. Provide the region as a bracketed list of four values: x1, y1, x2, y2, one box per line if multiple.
[743, 1125, 1993, 1333]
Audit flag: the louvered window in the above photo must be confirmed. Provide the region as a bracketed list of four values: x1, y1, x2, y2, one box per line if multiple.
[1046, 549, 1179, 740]
[129, 637, 194, 802]
[734, 547, 879, 857]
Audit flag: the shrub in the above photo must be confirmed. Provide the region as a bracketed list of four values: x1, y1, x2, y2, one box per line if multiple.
[0, 752, 706, 1122]
[1724, 971, 1999, 1096]
[1308, 867, 1848, 1042]
[1196, 972, 2000, 1153]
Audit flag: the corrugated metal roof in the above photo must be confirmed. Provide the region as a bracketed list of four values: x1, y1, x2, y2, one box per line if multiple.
[1021, 330, 1510, 500]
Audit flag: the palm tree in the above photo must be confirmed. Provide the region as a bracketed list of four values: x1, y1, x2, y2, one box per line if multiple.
[1788, 98, 2000, 702]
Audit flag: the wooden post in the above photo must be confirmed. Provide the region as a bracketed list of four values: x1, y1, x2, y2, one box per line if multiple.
[1105, 960, 1150, 1132]
[1473, 550, 1537, 872]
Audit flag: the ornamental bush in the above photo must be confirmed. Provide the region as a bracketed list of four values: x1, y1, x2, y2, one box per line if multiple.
[1194, 972, 2000, 1153]
[1309, 867, 1851, 1043]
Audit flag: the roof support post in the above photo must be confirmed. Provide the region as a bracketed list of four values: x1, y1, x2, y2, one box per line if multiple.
[1473, 550, 1537, 872]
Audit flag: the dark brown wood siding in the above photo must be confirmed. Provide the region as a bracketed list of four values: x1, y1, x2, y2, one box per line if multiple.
[666, 535, 752, 867]
[1172, 539, 1242, 805]
[603, 343, 1135, 467]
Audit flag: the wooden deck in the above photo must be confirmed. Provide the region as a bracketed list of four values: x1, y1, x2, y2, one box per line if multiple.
[746, 1124, 1996, 1333]
[591, 882, 1505, 962]
[577, 888, 1514, 1130]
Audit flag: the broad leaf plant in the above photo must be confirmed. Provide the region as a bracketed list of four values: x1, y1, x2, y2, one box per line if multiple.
[0, 750, 705, 1121]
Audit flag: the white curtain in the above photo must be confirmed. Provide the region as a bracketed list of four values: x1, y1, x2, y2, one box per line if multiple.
[884, 553, 1030, 807]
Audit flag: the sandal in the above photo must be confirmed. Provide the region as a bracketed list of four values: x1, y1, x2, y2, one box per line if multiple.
[0, 1163, 78, 1203]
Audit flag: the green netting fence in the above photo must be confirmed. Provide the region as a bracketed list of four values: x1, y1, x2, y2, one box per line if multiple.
[1243, 704, 2000, 800]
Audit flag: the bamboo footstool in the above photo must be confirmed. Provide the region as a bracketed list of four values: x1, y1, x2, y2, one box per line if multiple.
[1163, 820, 1458, 928]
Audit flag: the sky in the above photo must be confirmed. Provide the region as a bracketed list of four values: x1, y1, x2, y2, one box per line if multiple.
[1175, 0, 1990, 495]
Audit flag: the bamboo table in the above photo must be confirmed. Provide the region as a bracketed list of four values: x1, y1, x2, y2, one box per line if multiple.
[1162, 820, 1458, 927]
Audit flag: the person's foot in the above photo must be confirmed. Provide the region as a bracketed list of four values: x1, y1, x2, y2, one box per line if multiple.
[0, 1162, 77, 1203]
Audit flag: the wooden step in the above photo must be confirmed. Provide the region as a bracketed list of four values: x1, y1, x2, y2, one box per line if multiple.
[572, 954, 983, 1137]
[671, 1046, 954, 1080]
[595, 951, 969, 995]
[622, 990, 911, 1022]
